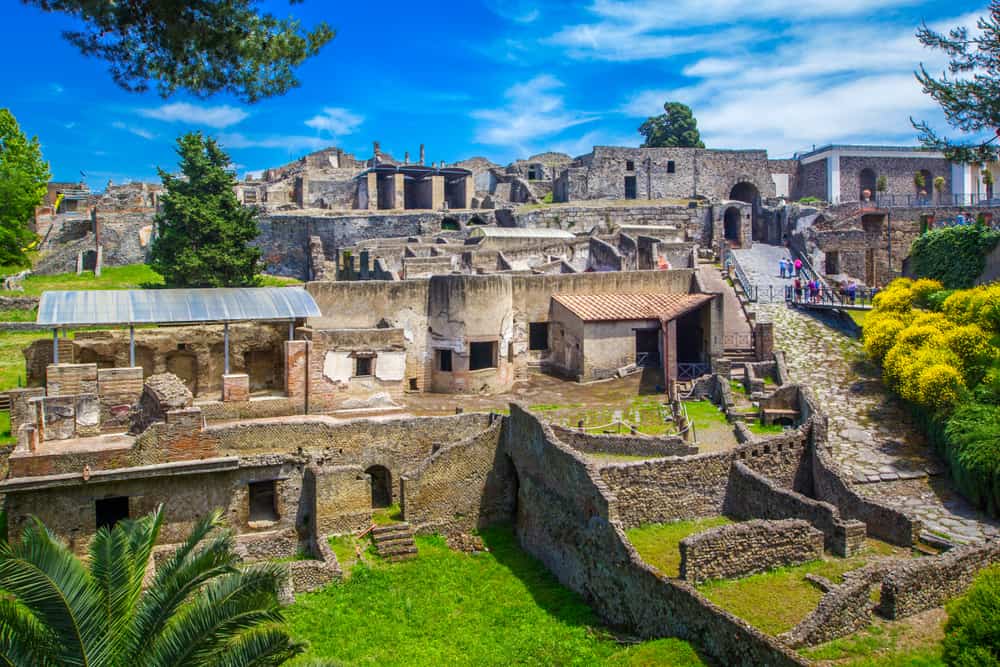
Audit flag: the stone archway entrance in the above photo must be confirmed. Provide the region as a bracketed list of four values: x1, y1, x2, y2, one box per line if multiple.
[730, 182, 761, 242]
[365, 465, 392, 508]
[723, 207, 742, 245]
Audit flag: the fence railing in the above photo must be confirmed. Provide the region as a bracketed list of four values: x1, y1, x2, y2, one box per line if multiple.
[858, 194, 1000, 209]
[723, 332, 754, 349]
[785, 285, 878, 309]
[725, 249, 757, 303]
[678, 363, 711, 381]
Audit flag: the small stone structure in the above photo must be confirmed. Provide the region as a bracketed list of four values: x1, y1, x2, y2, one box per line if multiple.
[129, 373, 193, 435]
[679, 519, 823, 583]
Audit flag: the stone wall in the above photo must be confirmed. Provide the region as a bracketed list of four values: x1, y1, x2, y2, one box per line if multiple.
[503, 404, 807, 667]
[305, 464, 371, 536]
[725, 461, 866, 557]
[879, 541, 1000, 619]
[679, 519, 823, 583]
[587, 237, 623, 271]
[552, 426, 697, 458]
[401, 419, 515, 535]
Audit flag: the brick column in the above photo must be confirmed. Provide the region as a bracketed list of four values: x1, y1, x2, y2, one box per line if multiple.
[754, 321, 774, 362]
[431, 175, 445, 210]
[222, 373, 250, 402]
[662, 318, 677, 389]
[285, 340, 311, 400]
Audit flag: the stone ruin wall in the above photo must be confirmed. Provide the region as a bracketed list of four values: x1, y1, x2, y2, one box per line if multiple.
[551, 425, 697, 458]
[679, 519, 824, 584]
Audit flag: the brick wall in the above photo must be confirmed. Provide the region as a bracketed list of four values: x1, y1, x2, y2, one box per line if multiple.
[680, 519, 823, 583]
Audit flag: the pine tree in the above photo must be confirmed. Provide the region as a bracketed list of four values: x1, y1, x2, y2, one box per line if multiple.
[0, 109, 49, 267]
[638, 102, 705, 149]
[22, 0, 333, 102]
[150, 133, 261, 287]
[913, 2, 1000, 162]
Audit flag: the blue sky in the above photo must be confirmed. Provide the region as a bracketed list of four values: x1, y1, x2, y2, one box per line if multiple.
[1, 0, 987, 188]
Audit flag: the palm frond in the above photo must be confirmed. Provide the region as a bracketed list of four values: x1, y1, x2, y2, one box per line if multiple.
[0, 597, 60, 667]
[203, 625, 307, 667]
[0, 519, 107, 667]
[89, 523, 141, 661]
[142, 564, 288, 667]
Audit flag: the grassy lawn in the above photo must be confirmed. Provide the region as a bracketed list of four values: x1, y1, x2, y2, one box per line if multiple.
[0, 263, 301, 298]
[372, 503, 403, 525]
[847, 310, 868, 328]
[0, 330, 55, 391]
[697, 540, 914, 637]
[293, 526, 707, 666]
[748, 421, 785, 436]
[801, 610, 946, 666]
[529, 394, 678, 436]
[626, 517, 733, 577]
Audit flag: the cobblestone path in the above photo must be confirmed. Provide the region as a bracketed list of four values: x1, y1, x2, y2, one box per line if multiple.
[731, 244, 796, 303]
[760, 302, 998, 544]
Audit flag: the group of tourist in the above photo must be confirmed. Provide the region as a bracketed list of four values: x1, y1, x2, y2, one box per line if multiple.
[778, 257, 802, 279]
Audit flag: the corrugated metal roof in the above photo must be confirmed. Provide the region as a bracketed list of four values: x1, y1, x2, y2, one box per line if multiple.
[469, 227, 575, 239]
[552, 292, 713, 322]
[37, 287, 321, 327]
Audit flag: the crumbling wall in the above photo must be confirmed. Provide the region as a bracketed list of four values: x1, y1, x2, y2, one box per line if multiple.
[679, 519, 823, 583]
[552, 426, 697, 458]
[129, 373, 193, 435]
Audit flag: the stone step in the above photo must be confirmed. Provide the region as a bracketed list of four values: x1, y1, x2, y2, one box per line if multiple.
[374, 534, 416, 548]
[387, 552, 418, 562]
[372, 523, 411, 537]
[378, 542, 418, 557]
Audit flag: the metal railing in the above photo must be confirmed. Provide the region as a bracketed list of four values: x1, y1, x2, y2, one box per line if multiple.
[862, 194, 1000, 209]
[785, 285, 877, 309]
[725, 249, 757, 303]
[723, 332, 754, 349]
[678, 363, 711, 381]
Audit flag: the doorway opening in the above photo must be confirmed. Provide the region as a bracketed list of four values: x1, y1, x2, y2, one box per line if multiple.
[366, 465, 392, 508]
[635, 329, 660, 367]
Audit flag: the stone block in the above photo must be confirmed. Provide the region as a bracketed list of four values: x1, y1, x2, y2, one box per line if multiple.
[222, 373, 250, 402]
[46, 363, 98, 397]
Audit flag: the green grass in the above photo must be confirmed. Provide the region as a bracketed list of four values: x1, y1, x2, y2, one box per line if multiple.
[0, 330, 55, 391]
[801, 620, 945, 666]
[0, 263, 302, 298]
[372, 503, 403, 525]
[289, 526, 707, 666]
[0, 309, 38, 322]
[748, 421, 785, 436]
[683, 400, 729, 429]
[848, 310, 869, 327]
[697, 540, 914, 636]
[626, 517, 733, 577]
[0, 412, 13, 447]
[730, 379, 747, 395]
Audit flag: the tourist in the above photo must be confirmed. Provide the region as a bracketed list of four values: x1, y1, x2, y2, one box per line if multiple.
[847, 280, 857, 305]
[793, 277, 802, 302]
[793, 258, 802, 277]
[779, 258, 787, 278]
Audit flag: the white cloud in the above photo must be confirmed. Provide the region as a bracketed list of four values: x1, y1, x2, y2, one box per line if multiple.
[112, 121, 155, 141]
[616, 10, 981, 155]
[472, 75, 600, 149]
[137, 102, 249, 128]
[484, 0, 540, 23]
[304, 107, 364, 136]
[49, 83, 64, 95]
[218, 132, 329, 152]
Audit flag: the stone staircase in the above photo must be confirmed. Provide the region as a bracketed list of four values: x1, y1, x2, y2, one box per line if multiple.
[723, 347, 757, 372]
[371, 523, 418, 562]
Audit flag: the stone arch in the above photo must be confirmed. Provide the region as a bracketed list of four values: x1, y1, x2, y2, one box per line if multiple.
[723, 207, 742, 245]
[166, 350, 198, 396]
[365, 465, 392, 508]
[859, 168, 877, 201]
[440, 217, 460, 231]
[467, 215, 487, 226]
[729, 181, 760, 205]
[77, 347, 115, 369]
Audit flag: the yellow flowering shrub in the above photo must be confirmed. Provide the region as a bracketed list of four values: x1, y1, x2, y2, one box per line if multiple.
[916, 364, 965, 411]
[943, 324, 994, 370]
[911, 278, 944, 302]
[863, 317, 907, 361]
[873, 285, 915, 312]
[910, 311, 954, 332]
[895, 325, 944, 351]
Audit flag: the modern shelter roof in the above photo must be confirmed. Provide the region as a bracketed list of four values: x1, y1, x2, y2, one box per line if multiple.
[552, 293, 713, 322]
[469, 227, 575, 240]
[37, 287, 321, 327]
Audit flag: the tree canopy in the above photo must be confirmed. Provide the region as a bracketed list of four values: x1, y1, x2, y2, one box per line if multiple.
[913, 2, 1000, 163]
[0, 108, 49, 267]
[0, 506, 304, 666]
[23, 0, 334, 102]
[150, 133, 262, 287]
[638, 102, 705, 149]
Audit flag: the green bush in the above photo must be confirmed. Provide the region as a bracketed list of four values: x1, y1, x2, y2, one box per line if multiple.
[942, 565, 1000, 666]
[909, 224, 1000, 289]
[943, 402, 1000, 515]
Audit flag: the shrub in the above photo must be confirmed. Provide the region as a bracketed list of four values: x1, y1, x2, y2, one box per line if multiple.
[873, 285, 915, 312]
[909, 224, 1000, 289]
[945, 402, 1000, 514]
[942, 566, 1000, 667]
[916, 363, 965, 411]
[863, 317, 907, 361]
[926, 289, 956, 311]
[911, 278, 945, 306]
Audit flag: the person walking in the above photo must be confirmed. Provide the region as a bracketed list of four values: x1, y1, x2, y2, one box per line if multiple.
[794, 257, 803, 277]
[779, 258, 787, 278]
[793, 277, 802, 302]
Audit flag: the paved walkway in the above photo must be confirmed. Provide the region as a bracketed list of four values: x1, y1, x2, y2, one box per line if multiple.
[763, 302, 998, 544]
[697, 264, 751, 348]
[730, 242, 997, 544]
[731, 244, 797, 303]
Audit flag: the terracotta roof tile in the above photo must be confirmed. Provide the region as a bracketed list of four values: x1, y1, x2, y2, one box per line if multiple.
[552, 292, 714, 322]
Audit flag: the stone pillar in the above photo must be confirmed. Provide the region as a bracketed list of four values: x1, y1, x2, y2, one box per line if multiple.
[365, 172, 378, 211]
[393, 173, 405, 210]
[662, 319, 677, 389]
[359, 250, 370, 280]
[431, 175, 445, 210]
[463, 175, 473, 209]
[404, 151, 410, 165]
[284, 340, 310, 400]
[222, 373, 250, 402]
[754, 321, 774, 362]
[419, 144, 425, 166]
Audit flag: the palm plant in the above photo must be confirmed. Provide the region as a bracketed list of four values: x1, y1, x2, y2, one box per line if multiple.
[0, 505, 305, 666]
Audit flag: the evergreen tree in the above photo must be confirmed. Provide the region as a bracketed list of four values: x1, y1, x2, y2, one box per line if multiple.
[22, 0, 333, 102]
[0, 109, 49, 267]
[638, 102, 705, 148]
[151, 133, 261, 288]
[913, 2, 1000, 162]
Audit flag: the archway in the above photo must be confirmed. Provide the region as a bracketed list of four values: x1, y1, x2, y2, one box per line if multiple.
[729, 182, 760, 205]
[859, 168, 877, 202]
[440, 217, 460, 231]
[723, 207, 742, 245]
[916, 169, 932, 200]
[365, 465, 392, 508]
[467, 215, 486, 226]
[166, 350, 198, 395]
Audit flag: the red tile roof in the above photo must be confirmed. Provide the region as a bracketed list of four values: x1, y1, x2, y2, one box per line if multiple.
[552, 293, 714, 322]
